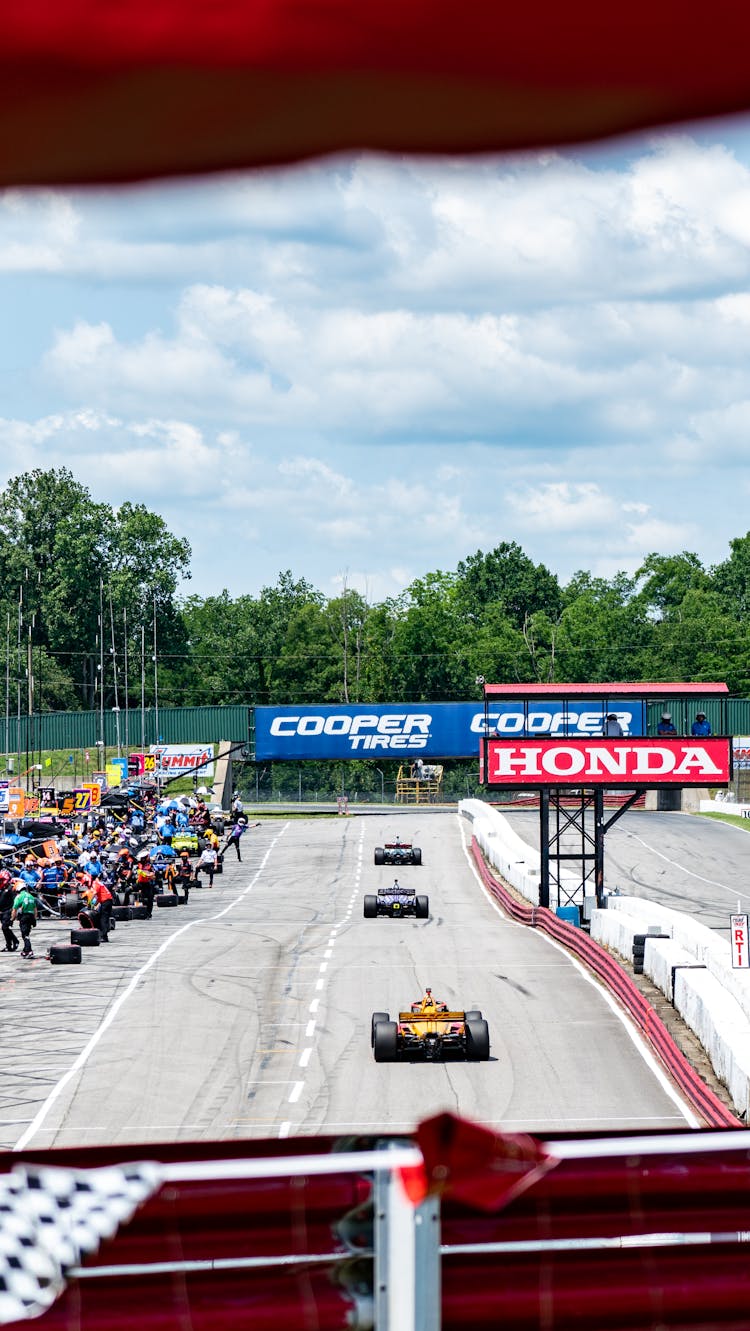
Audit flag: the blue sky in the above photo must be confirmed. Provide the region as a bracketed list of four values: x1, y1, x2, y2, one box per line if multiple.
[1, 114, 750, 603]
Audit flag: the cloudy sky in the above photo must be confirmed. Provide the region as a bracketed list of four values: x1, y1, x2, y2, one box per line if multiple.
[1, 114, 750, 603]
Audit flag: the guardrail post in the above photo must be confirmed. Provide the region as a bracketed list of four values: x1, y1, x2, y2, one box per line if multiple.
[375, 1146, 441, 1331]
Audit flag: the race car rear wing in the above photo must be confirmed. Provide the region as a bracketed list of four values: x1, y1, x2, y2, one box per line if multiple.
[399, 1010, 465, 1023]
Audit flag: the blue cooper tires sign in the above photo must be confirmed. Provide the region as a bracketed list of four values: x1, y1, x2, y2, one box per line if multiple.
[254, 703, 644, 760]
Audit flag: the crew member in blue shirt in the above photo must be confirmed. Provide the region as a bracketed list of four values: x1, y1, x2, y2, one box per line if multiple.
[657, 712, 677, 735]
[691, 711, 712, 736]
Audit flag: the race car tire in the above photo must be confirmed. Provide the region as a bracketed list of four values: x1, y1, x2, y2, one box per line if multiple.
[373, 1020, 398, 1062]
[464, 1010, 483, 1022]
[49, 943, 82, 965]
[156, 893, 178, 908]
[214, 859, 223, 874]
[176, 891, 188, 904]
[60, 894, 83, 918]
[131, 905, 149, 920]
[374, 848, 385, 865]
[411, 847, 422, 865]
[465, 1018, 490, 1062]
[371, 1011, 390, 1046]
[71, 928, 100, 947]
[415, 895, 429, 919]
[113, 906, 133, 922]
[363, 895, 378, 918]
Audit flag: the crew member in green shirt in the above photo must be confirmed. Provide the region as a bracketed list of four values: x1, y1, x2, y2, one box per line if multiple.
[11, 883, 37, 958]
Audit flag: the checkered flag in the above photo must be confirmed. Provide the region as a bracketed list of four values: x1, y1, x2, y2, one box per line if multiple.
[0, 1161, 161, 1323]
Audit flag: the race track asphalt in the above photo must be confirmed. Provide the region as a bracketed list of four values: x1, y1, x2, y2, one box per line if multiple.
[504, 808, 750, 936]
[0, 811, 692, 1151]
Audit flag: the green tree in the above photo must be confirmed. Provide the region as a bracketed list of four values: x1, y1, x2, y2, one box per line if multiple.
[636, 552, 709, 616]
[556, 571, 652, 681]
[456, 542, 562, 628]
[713, 533, 750, 621]
[0, 468, 191, 711]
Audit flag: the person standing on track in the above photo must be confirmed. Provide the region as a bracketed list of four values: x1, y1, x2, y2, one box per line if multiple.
[86, 877, 114, 941]
[221, 815, 249, 862]
[136, 860, 156, 918]
[195, 843, 218, 887]
[11, 880, 37, 958]
[0, 870, 19, 951]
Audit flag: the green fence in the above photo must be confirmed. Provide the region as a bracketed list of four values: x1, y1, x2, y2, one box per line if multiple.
[4, 696, 750, 759]
[1, 704, 250, 754]
[646, 698, 750, 736]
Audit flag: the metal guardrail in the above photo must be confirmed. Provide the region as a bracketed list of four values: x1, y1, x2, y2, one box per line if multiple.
[9, 1124, 750, 1329]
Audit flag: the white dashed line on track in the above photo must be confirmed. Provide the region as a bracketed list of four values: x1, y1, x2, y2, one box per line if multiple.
[299, 1048, 312, 1069]
[309, 998, 320, 1014]
[305, 1020, 316, 1037]
[288, 1081, 304, 1104]
[278, 1121, 291, 1138]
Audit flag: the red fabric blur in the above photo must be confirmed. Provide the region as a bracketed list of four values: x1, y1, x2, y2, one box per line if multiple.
[1, 1, 750, 184]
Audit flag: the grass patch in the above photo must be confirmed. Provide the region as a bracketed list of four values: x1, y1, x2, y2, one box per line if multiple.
[696, 811, 750, 832]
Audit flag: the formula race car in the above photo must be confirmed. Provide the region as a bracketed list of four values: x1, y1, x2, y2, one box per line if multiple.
[171, 832, 200, 855]
[363, 881, 429, 919]
[371, 989, 490, 1062]
[374, 837, 422, 866]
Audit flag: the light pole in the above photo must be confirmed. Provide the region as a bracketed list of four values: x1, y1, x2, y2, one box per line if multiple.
[375, 767, 385, 804]
[112, 705, 121, 759]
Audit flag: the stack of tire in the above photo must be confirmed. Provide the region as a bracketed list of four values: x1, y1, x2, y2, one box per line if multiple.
[632, 931, 669, 975]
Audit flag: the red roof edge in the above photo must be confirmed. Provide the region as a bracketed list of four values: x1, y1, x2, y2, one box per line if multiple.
[483, 682, 729, 697]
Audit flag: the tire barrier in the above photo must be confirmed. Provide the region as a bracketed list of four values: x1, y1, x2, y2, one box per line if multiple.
[48, 943, 82, 965]
[70, 928, 100, 947]
[471, 837, 741, 1128]
[632, 931, 670, 974]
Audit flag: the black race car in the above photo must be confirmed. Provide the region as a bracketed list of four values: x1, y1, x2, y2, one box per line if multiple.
[364, 882, 428, 918]
[374, 837, 422, 866]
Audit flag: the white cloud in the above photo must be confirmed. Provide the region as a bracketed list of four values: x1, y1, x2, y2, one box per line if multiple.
[2, 131, 750, 598]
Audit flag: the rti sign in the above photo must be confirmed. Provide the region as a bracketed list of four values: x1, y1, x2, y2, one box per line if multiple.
[482, 737, 731, 787]
[731, 915, 750, 969]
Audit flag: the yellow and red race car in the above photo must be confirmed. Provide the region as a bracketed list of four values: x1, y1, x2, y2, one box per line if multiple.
[371, 989, 490, 1061]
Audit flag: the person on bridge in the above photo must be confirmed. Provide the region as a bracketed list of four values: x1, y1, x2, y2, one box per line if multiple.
[691, 711, 712, 736]
[603, 713, 624, 736]
[657, 711, 677, 735]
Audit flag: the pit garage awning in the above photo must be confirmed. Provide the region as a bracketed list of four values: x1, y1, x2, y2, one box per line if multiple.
[2, 1, 750, 185]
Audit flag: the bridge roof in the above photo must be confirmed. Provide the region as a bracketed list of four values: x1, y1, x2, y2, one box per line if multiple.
[483, 682, 729, 698]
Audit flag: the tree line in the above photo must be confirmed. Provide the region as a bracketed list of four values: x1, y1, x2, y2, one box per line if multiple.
[2, 467, 750, 716]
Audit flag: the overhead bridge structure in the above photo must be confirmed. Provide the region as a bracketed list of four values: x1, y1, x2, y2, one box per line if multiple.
[480, 681, 732, 915]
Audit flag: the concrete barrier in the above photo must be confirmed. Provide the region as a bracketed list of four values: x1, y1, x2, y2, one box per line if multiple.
[460, 800, 750, 1121]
